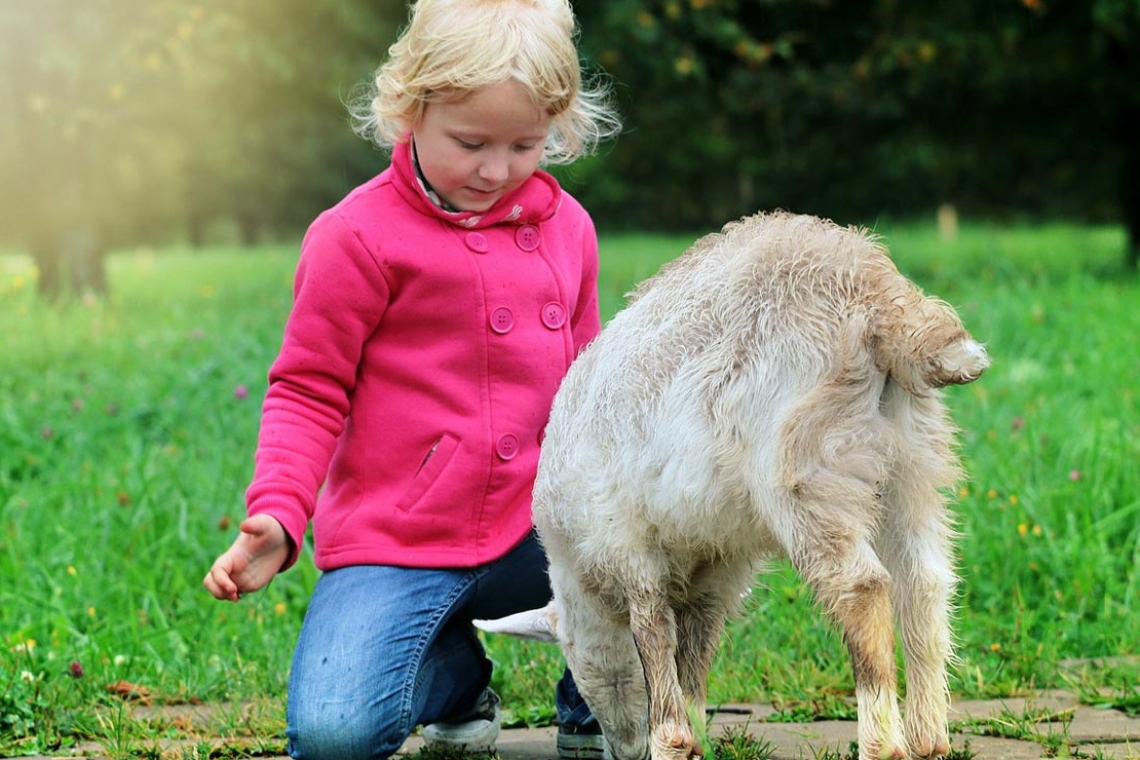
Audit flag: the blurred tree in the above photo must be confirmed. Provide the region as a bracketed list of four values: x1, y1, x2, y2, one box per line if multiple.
[0, 0, 401, 298]
[172, 1, 404, 246]
[847, 0, 1140, 267]
[1094, 0, 1140, 270]
[3, 0, 1136, 290]
[1, 1, 174, 297]
[568, 0, 966, 228]
[570, 0, 1140, 269]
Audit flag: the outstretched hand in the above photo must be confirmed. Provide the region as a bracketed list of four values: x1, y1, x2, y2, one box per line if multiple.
[203, 514, 291, 602]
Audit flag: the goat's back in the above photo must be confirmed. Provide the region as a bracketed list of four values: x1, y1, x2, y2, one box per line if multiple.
[535, 212, 977, 570]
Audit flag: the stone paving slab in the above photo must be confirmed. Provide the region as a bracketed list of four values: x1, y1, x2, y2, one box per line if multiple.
[1067, 706, 1140, 744]
[21, 692, 1140, 759]
[400, 696, 1140, 760]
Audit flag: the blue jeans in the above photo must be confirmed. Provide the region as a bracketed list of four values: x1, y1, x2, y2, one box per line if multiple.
[286, 531, 592, 760]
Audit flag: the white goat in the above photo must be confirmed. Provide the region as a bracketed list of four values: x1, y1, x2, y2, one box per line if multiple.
[478, 212, 989, 760]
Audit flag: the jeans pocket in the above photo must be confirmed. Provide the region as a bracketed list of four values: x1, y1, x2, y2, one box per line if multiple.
[396, 433, 460, 512]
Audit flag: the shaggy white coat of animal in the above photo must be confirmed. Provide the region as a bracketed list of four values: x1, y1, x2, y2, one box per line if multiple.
[477, 212, 989, 760]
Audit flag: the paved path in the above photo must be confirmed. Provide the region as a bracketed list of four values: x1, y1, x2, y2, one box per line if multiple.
[457, 691, 1140, 760]
[29, 689, 1139, 759]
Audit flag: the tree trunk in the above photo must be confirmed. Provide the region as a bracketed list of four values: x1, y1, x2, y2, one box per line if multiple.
[1120, 119, 1140, 272]
[1107, 34, 1140, 273]
[33, 228, 107, 300]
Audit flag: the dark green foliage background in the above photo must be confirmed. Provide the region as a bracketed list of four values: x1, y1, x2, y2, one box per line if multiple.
[2, 0, 1138, 277]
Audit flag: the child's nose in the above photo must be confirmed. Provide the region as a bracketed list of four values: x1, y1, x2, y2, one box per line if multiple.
[479, 152, 510, 183]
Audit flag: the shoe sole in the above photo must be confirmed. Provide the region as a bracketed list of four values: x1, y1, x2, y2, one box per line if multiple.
[557, 733, 607, 760]
[422, 716, 501, 752]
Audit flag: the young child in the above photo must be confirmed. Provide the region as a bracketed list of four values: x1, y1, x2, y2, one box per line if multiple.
[202, 1, 621, 758]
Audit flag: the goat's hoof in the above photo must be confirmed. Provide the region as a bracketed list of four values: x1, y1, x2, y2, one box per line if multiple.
[860, 742, 907, 760]
[907, 726, 950, 759]
[909, 737, 951, 759]
[651, 723, 696, 760]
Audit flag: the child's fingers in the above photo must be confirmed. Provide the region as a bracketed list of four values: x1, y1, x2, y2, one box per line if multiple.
[203, 560, 241, 602]
[203, 516, 284, 602]
[202, 569, 228, 599]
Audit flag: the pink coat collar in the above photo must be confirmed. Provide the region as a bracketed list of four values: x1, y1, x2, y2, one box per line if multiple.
[389, 139, 563, 230]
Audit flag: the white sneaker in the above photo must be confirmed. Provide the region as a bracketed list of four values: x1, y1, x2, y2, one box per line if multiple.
[421, 688, 502, 752]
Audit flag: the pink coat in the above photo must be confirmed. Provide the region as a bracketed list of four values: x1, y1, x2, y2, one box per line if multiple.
[246, 141, 601, 570]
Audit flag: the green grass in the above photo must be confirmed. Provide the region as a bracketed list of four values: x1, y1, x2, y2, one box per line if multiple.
[951, 702, 1076, 755]
[1, 222, 1138, 755]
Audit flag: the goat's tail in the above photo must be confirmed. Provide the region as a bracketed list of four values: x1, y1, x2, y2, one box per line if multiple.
[872, 287, 990, 395]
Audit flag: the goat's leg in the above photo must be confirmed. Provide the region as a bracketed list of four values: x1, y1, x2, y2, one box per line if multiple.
[878, 395, 957, 758]
[879, 515, 953, 758]
[673, 598, 725, 716]
[777, 369, 908, 759]
[790, 535, 907, 760]
[674, 564, 750, 714]
[628, 593, 699, 760]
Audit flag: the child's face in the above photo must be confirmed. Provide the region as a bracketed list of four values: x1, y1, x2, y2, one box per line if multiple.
[413, 80, 553, 213]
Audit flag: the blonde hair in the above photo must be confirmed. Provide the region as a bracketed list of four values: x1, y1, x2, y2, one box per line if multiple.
[351, 0, 621, 164]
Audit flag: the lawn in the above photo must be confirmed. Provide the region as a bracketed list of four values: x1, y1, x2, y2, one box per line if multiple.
[1, 220, 1137, 756]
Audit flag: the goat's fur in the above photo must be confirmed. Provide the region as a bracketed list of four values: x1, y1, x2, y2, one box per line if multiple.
[477, 212, 989, 760]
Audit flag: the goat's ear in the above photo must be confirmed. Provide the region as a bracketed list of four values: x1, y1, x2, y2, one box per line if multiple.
[474, 603, 559, 643]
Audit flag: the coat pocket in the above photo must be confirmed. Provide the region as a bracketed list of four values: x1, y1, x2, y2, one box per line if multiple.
[395, 433, 460, 512]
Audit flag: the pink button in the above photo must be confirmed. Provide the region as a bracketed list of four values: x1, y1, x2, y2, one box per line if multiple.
[541, 302, 567, 329]
[515, 225, 541, 251]
[496, 434, 520, 461]
[465, 232, 489, 253]
[489, 307, 515, 334]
